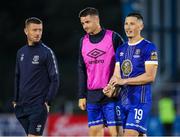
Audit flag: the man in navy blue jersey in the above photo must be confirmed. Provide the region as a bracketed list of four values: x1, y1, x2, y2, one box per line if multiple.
[104, 12, 158, 136]
[13, 17, 59, 136]
[78, 7, 124, 136]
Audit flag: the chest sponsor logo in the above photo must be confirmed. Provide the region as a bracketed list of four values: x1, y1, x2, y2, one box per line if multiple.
[32, 55, 39, 64]
[121, 59, 132, 76]
[87, 48, 106, 64]
[20, 54, 24, 61]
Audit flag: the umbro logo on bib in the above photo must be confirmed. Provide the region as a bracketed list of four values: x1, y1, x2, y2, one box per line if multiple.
[87, 48, 106, 64]
[87, 48, 106, 59]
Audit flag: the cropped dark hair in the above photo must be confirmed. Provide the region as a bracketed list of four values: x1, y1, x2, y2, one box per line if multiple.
[126, 12, 143, 21]
[25, 17, 42, 27]
[79, 7, 99, 18]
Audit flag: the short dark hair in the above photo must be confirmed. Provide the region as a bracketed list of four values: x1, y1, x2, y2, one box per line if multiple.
[25, 17, 42, 27]
[79, 7, 99, 18]
[126, 12, 143, 21]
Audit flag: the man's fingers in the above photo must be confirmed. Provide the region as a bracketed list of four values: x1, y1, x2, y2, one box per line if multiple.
[78, 98, 86, 110]
[103, 85, 111, 93]
[103, 86, 108, 91]
[109, 80, 114, 85]
[103, 89, 107, 93]
[112, 81, 118, 87]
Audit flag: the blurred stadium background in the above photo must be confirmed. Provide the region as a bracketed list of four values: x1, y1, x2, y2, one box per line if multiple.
[0, 0, 180, 136]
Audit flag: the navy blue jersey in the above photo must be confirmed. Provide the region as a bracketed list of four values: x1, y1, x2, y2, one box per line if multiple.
[116, 39, 158, 106]
[78, 29, 124, 103]
[14, 42, 59, 106]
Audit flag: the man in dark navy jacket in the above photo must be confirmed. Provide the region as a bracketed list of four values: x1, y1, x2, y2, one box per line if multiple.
[13, 17, 59, 136]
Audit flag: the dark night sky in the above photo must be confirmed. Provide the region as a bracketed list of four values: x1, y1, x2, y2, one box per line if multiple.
[0, 0, 123, 112]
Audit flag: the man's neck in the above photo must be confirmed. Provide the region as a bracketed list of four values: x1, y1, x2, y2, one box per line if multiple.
[90, 26, 102, 35]
[28, 41, 40, 46]
[128, 35, 143, 44]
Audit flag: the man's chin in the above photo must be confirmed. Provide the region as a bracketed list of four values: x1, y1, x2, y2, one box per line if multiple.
[86, 31, 92, 34]
[127, 36, 133, 39]
[32, 41, 41, 45]
[33, 39, 40, 43]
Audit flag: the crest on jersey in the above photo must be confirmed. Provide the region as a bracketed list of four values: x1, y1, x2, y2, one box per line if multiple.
[20, 54, 24, 61]
[135, 49, 141, 54]
[133, 49, 141, 58]
[121, 59, 132, 76]
[36, 124, 42, 132]
[32, 55, 39, 64]
[151, 51, 158, 60]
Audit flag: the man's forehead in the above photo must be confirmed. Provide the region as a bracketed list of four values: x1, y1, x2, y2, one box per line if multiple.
[125, 16, 139, 21]
[28, 23, 42, 27]
[82, 14, 98, 18]
[26, 23, 42, 29]
[80, 15, 97, 21]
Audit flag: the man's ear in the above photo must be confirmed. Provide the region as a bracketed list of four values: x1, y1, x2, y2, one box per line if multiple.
[140, 23, 144, 31]
[93, 15, 100, 25]
[24, 28, 27, 35]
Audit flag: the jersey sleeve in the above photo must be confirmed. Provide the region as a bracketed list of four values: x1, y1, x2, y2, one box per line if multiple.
[45, 49, 60, 105]
[115, 47, 121, 63]
[78, 37, 87, 99]
[14, 50, 20, 102]
[112, 31, 124, 52]
[144, 43, 158, 65]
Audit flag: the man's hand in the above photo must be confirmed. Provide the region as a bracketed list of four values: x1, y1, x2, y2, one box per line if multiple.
[110, 76, 127, 86]
[103, 84, 121, 98]
[103, 84, 114, 97]
[78, 98, 86, 111]
[45, 102, 50, 112]
[12, 101, 16, 108]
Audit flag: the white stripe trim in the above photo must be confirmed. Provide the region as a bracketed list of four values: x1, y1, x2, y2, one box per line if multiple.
[88, 119, 103, 125]
[42, 44, 58, 74]
[107, 121, 122, 124]
[126, 123, 147, 131]
[145, 61, 158, 65]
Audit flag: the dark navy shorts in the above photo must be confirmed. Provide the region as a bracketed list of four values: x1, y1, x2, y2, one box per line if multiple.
[14, 104, 48, 136]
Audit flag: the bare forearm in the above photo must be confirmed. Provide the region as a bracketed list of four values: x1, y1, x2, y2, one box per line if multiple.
[125, 73, 155, 85]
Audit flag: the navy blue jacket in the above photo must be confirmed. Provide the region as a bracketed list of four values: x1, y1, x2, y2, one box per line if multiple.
[14, 42, 59, 106]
